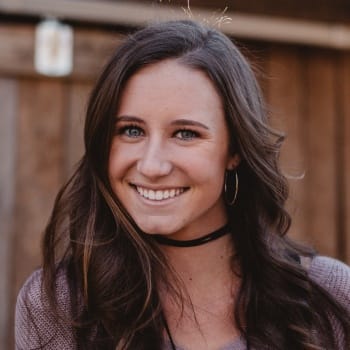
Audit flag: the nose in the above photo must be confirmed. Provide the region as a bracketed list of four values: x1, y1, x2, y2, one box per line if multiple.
[136, 139, 173, 179]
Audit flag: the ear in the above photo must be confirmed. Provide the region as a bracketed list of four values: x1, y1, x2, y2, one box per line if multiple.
[226, 153, 241, 171]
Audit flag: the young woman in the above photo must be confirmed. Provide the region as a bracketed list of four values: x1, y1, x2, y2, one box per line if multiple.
[16, 20, 350, 350]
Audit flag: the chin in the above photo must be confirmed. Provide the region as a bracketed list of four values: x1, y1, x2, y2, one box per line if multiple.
[135, 219, 178, 236]
[138, 225, 173, 236]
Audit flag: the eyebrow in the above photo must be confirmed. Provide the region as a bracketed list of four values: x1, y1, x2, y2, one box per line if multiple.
[170, 119, 209, 130]
[115, 115, 145, 124]
[115, 116, 209, 130]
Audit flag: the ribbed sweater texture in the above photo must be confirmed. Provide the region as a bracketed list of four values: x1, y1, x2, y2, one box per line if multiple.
[15, 256, 350, 349]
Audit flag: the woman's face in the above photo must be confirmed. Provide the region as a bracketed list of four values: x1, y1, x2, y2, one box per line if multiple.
[108, 59, 238, 240]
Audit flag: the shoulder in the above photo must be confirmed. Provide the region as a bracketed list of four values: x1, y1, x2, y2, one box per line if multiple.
[16, 267, 70, 305]
[308, 255, 350, 310]
[15, 267, 75, 349]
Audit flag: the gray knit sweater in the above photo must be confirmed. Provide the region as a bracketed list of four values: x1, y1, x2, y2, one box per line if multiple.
[15, 256, 350, 350]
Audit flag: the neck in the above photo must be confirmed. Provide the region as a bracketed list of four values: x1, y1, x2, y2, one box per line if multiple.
[159, 233, 240, 348]
[160, 232, 236, 298]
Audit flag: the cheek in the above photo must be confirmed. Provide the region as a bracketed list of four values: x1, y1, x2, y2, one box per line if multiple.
[108, 145, 127, 184]
[177, 154, 227, 195]
[181, 144, 229, 174]
[108, 159, 119, 184]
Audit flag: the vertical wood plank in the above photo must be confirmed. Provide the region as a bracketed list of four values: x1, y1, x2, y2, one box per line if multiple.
[13, 79, 66, 294]
[0, 78, 17, 349]
[65, 82, 92, 177]
[343, 52, 350, 264]
[266, 46, 307, 243]
[303, 50, 338, 257]
[240, 41, 270, 97]
[332, 52, 347, 263]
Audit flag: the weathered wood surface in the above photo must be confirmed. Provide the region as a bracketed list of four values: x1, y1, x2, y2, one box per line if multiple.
[0, 78, 17, 348]
[2, 5, 350, 49]
[343, 53, 350, 262]
[131, 0, 350, 23]
[266, 46, 307, 243]
[65, 82, 91, 176]
[13, 79, 66, 293]
[3, 0, 349, 26]
[303, 51, 338, 256]
[1, 21, 350, 350]
[0, 25, 120, 79]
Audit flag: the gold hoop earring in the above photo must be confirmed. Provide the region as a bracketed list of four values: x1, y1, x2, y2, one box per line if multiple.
[224, 170, 239, 206]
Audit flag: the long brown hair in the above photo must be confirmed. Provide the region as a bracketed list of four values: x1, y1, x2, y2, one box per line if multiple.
[42, 20, 350, 349]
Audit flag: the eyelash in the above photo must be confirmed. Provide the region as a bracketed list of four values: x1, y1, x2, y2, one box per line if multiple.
[117, 124, 144, 138]
[173, 129, 199, 140]
[116, 124, 200, 140]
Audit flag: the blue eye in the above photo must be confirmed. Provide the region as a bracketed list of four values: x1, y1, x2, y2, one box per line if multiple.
[175, 129, 198, 140]
[121, 126, 144, 138]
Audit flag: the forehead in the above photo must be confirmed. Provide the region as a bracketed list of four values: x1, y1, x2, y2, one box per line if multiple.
[117, 59, 224, 124]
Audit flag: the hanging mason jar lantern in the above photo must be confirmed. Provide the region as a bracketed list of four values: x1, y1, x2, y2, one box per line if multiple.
[35, 18, 73, 77]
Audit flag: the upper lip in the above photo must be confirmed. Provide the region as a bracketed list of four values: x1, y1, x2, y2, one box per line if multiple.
[130, 183, 188, 190]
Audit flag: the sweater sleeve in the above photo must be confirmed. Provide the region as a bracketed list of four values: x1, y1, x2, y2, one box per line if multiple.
[308, 256, 350, 349]
[15, 268, 76, 350]
[308, 256, 350, 311]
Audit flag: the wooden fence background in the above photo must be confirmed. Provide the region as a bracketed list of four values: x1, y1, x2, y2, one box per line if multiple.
[1, 23, 350, 349]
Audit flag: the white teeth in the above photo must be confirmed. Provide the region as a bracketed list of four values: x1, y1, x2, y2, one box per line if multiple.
[135, 186, 185, 201]
[148, 190, 155, 200]
[155, 190, 163, 200]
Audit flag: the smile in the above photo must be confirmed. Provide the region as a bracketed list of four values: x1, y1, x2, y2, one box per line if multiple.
[134, 185, 187, 201]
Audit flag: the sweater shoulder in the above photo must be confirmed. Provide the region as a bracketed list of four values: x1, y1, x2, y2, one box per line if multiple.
[15, 267, 75, 349]
[309, 255, 350, 310]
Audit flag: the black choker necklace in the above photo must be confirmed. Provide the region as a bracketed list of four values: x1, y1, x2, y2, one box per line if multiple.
[153, 224, 230, 247]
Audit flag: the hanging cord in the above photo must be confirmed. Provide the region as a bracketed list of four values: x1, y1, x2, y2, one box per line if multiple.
[162, 313, 176, 350]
